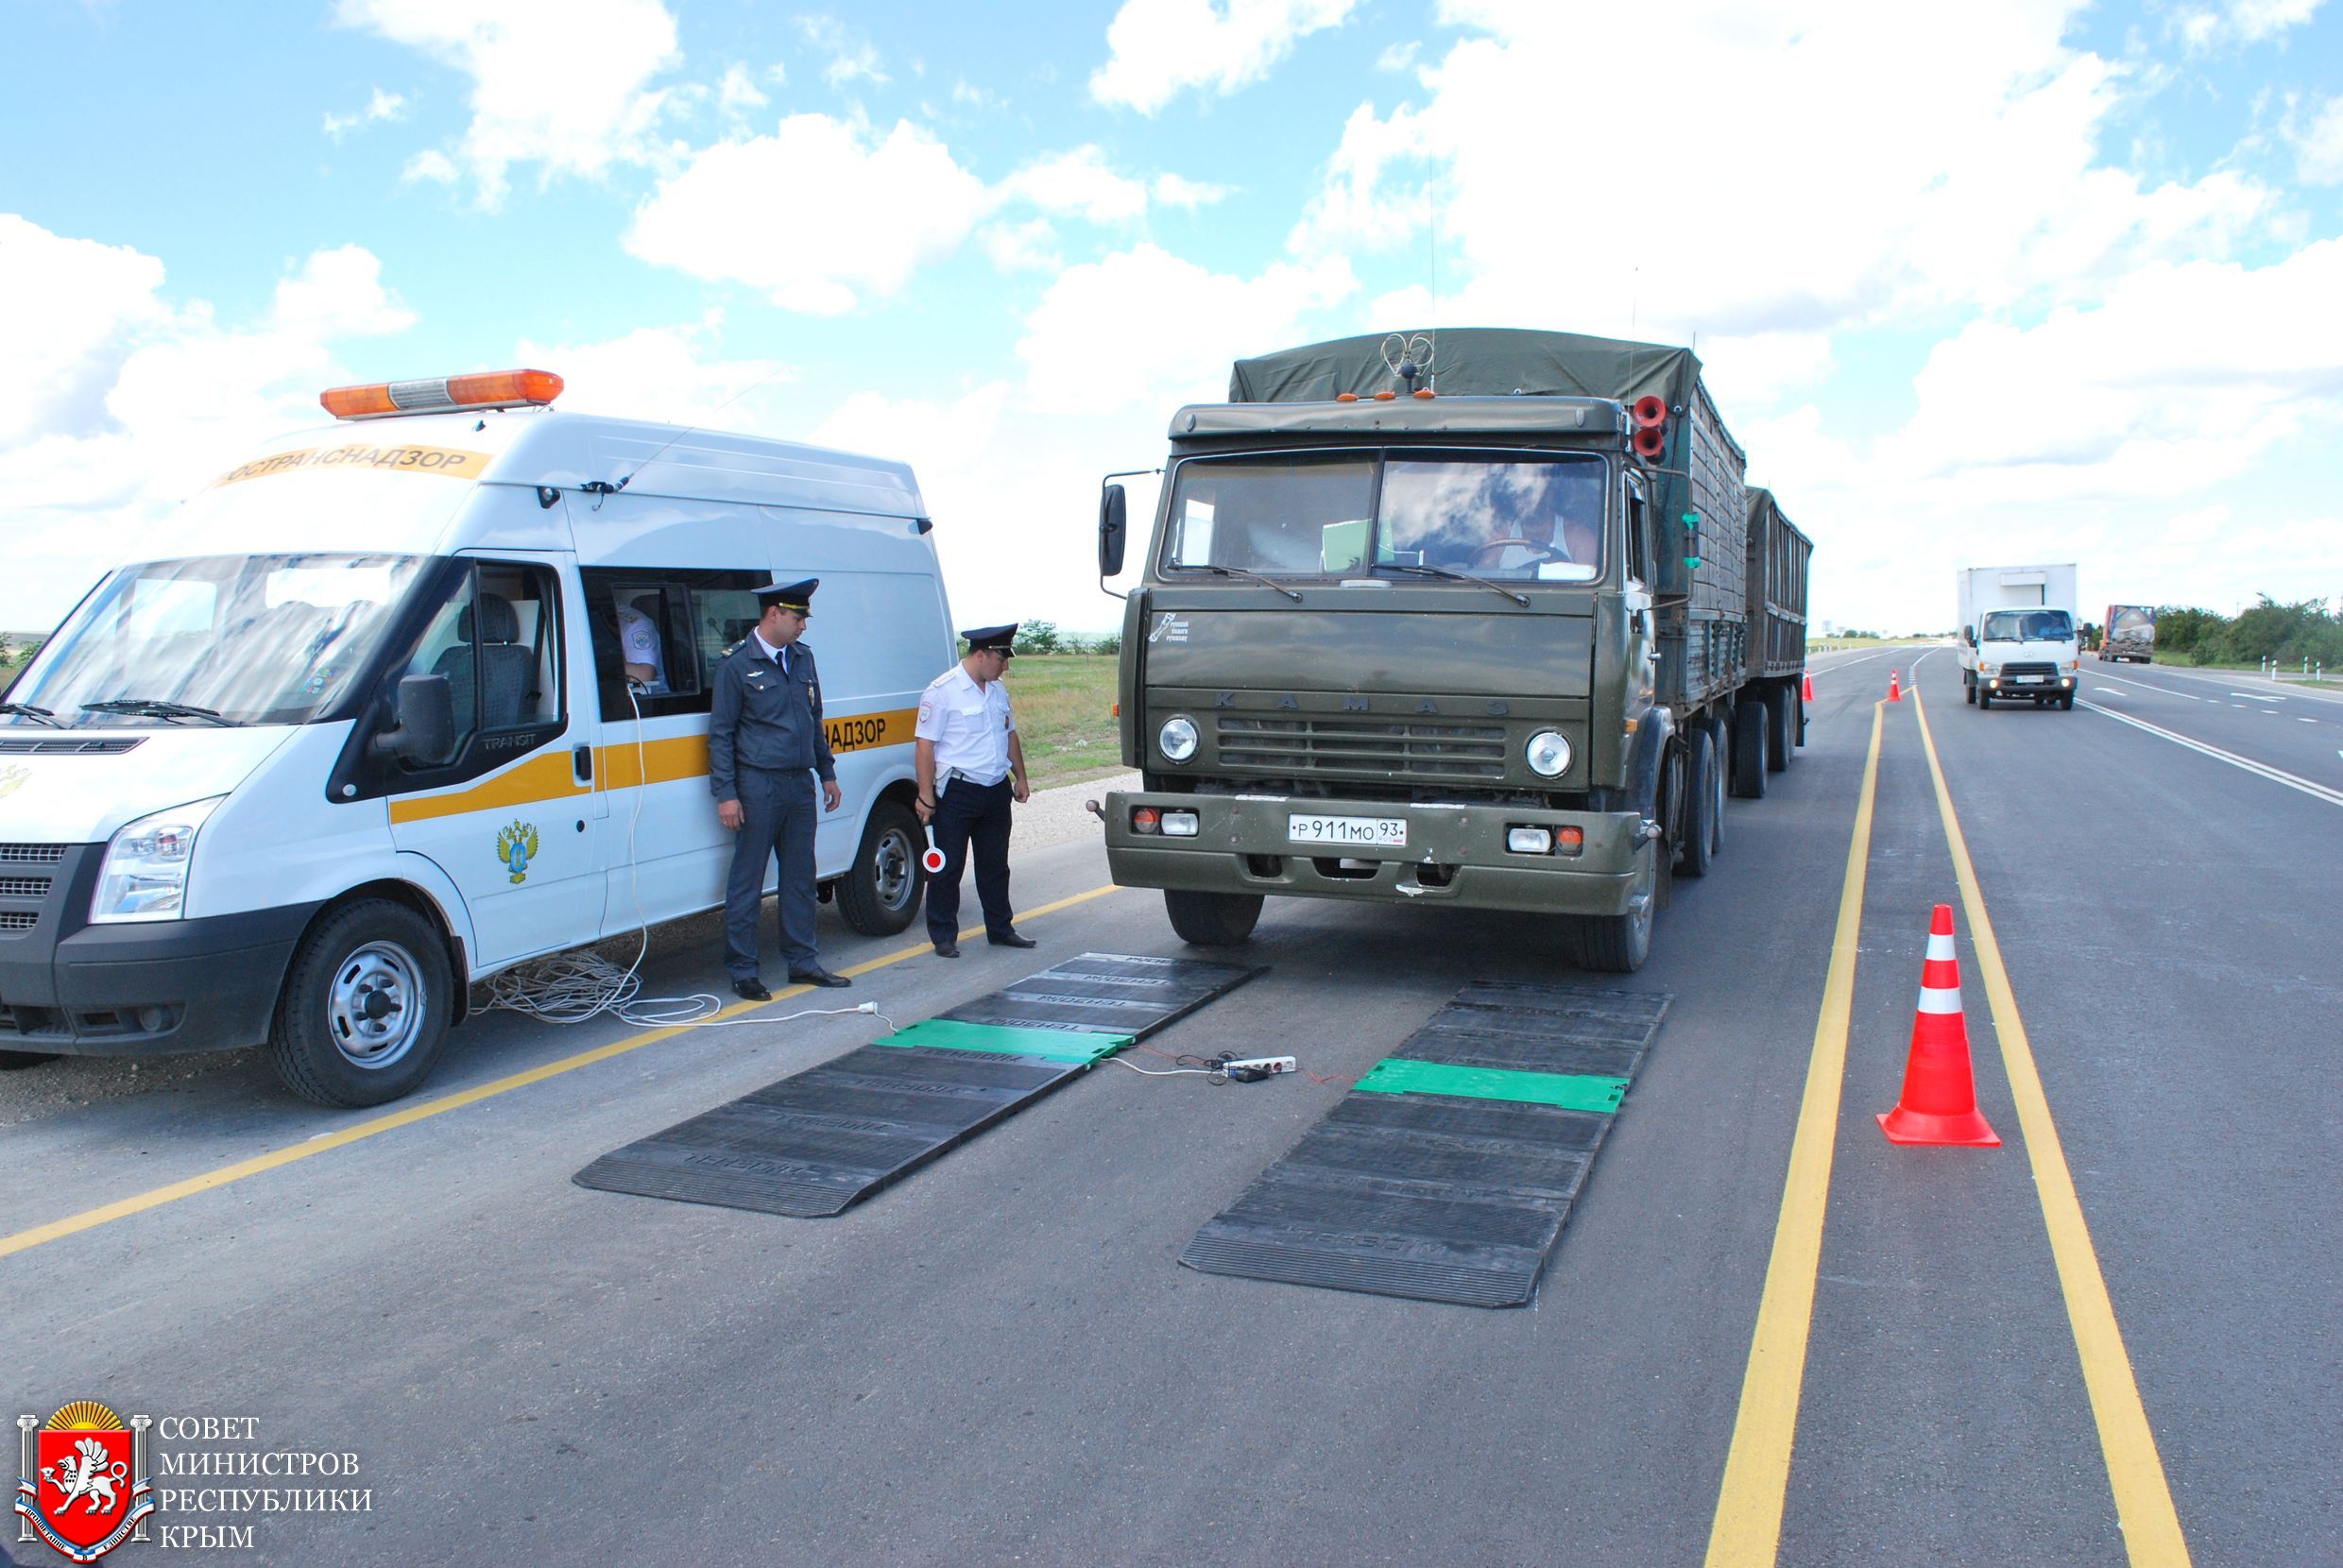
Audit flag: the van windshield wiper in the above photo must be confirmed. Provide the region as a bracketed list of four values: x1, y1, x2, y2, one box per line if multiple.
[1379, 561, 1530, 607]
[79, 698, 241, 726]
[0, 703, 62, 727]
[1182, 563, 1303, 602]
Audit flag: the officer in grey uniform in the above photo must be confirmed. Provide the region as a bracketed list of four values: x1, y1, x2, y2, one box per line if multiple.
[710, 578, 849, 997]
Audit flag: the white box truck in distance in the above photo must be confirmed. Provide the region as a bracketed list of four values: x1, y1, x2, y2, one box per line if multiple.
[1955, 563, 2080, 710]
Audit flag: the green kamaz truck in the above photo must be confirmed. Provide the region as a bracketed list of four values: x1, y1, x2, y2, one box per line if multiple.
[1094, 329, 1811, 971]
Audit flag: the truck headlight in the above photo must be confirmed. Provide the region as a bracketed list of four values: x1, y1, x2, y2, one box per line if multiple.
[92, 796, 226, 923]
[1525, 730, 1572, 777]
[1978, 661, 1999, 677]
[1158, 715, 1199, 763]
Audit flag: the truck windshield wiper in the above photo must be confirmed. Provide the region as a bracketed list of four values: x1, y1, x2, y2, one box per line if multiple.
[1379, 561, 1530, 607]
[1183, 563, 1303, 602]
[0, 702, 62, 727]
[78, 698, 241, 726]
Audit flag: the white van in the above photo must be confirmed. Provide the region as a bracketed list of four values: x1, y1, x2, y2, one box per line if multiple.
[0, 369, 953, 1105]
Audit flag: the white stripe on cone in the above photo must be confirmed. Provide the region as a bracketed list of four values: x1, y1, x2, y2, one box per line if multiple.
[1917, 986, 1963, 1014]
[1926, 931, 1956, 960]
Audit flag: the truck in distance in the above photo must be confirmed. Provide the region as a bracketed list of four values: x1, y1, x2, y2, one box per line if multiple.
[2101, 605, 2156, 663]
[1092, 328, 1810, 973]
[1955, 563, 2081, 710]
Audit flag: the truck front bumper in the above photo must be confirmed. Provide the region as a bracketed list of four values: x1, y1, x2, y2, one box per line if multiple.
[1102, 791, 1648, 916]
[0, 848, 314, 1058]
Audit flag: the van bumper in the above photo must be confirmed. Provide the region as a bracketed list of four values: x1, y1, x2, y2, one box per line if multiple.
[0, 861, 316, 1058]
[1101, 791, 1646, 916]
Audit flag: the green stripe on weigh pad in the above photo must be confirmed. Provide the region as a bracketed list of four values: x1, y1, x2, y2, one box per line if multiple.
[1354, 1057, 1630, 1112]
[876, 1018, 1136, 1065]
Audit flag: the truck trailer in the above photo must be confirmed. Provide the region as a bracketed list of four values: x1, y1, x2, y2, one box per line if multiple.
[1955, 563, 2081, 709]
[1093, 328, 1810, 972]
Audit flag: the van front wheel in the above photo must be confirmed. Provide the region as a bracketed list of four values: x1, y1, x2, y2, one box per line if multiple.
[1164, 889, 1262, 946]
[837, 799, 924, 936]
[268, 899, 453, 1108]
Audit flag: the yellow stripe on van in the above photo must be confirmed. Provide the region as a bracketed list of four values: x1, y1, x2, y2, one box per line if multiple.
[385, 708, 917, 824]
[211, 442, 492, 488]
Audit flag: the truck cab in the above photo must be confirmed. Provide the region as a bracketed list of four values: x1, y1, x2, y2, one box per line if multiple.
[1960, 606, 2081, 708]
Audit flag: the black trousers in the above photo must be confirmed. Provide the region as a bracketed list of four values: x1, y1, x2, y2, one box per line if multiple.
[725, 768, 819, 979]
[924, 775, 1014, 945]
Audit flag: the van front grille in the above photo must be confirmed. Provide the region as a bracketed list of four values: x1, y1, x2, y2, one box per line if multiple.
[0, 844, 68, 864]
[1216, 714, 1510, 782]
[0, 877, 49, 898]
[0, 912, 37, 933]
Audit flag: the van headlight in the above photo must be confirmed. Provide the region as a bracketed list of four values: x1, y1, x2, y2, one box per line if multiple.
[1158, 715, 1199, 763]
[1525, 729, 1572, 777]
[91, 796, 225, 923]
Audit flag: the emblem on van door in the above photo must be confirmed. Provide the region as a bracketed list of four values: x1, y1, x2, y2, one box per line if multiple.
[0, 764, 27, 800]
[495, 820, 541, 884]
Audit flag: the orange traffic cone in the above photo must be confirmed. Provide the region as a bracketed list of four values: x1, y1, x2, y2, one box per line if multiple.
[1878, 905, 2000, 1147]
[1802, 670, 1816, 702]
[1888, 668, 1902, 702]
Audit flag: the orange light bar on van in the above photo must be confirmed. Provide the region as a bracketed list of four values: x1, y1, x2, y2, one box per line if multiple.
[320, 368, 564, 420]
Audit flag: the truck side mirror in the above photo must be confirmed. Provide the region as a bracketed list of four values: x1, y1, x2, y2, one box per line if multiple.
[373, 673, 456, 765]
[1962, 626, 1976, 647]
[1099, 484, 1129, 577]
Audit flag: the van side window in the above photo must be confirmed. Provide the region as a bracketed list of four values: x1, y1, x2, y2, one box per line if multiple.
[400, 560, 564, 766]
[583, 568, 771, 721]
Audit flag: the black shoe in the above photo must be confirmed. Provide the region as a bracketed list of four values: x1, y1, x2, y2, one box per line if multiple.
[788, 966, 851, 989]
[732, 978, 772, 1002]
[932, 940, 961, 959]
[988, 929, 1037, 949]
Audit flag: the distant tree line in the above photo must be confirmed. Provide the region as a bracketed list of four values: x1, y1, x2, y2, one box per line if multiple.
[2154, 596, 2341, 668]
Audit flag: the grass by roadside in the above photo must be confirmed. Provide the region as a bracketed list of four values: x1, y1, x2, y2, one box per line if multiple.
[1004, 653, 1127, 789]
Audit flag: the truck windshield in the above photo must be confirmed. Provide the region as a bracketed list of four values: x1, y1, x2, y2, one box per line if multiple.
[5, 554, 429, 728]
[1982, 609, 2073, 642]
[1160, 451, 1604, 582]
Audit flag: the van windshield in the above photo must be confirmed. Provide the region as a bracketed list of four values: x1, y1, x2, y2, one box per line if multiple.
[1160, 451, 1606, 582]
[5, 554, 429, 727]
[1982, 608, 2074, 643]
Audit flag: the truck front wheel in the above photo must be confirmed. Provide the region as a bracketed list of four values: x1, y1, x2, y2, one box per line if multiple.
[268, 898, 454, 1108]
[1575, 839, 1656, 974]
[1164, 889, 1263, 946]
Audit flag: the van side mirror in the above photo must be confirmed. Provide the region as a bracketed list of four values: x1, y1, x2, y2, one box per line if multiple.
[1962, 626, 1976, 647]
[1099, 484, 1129, 577]
[373, 673, 456, 765]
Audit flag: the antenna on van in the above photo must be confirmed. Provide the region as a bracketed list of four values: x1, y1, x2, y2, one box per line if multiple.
[606, 364, 796, 499]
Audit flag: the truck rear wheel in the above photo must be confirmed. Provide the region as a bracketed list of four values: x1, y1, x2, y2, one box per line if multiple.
[1677, 728, 1720, 878]
[1765, 689, 1792, 771]
[267, 898, 453, 1108]
[1164, 889, 1263, 946]
[836, 799, 923, 936]
[1732, 700, 1769, 798]
[1575, 839, 1656, 973]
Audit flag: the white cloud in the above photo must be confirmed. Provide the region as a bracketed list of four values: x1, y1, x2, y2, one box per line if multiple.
[2173, 0, 2324, 48]
[1016, 242, 1357, 414]
[512, 314, 793, 430]
[401, 148, 459, 185]
[718, 64, 770, 115]
[624, 115, 988, 315]
[336, 0, 681, 208]
[2295, 95, 2343, 184]
[0, 222, 419, 626]
[1092, 0, 1362, 115]
[796, 15, 888, 89]
[1293, 3, 2280, 340]
[1152, 173, 1232, 209]
[981, 218, 1062, 273]
[1377, 41, 1419, 72]
[322, 87, 407, 141]
[999, 146, 1152, 224]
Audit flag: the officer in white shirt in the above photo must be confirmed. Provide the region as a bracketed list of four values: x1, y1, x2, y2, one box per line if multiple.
[614, 595, 669, 693]
[914, 623, 1033, 958]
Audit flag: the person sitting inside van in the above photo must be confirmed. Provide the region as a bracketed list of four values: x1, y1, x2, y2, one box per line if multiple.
[616, 593, 670, 694]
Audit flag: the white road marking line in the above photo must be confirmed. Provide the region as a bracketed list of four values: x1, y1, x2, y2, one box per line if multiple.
[2079, 701, 2343, 808]
[2095, 688, 2125, 696]
[2229, 692, 2283, 703]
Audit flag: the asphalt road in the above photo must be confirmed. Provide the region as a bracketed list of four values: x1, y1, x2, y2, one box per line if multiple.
[4, 643, 2334, 1566]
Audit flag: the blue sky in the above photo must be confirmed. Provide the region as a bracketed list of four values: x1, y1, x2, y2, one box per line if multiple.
[5, 0, 2341, 636]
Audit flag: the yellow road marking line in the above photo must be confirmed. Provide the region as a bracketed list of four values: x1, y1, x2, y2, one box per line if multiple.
[0, 882, 1127, 1260]
[1910, 687, 2192, 1564]
[1705, 699, 1886, 1565]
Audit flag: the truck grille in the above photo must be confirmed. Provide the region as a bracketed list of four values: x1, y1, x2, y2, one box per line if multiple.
[0, 844, 68, 864]
[2000, 662, 2060, 680]
[1216, 714, 1509, 781]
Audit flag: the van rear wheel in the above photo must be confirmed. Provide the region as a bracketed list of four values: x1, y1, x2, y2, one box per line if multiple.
[837, 799, 923, 936]
[268, 898, 453, 1108]
[1164, 889, 1262, 946]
